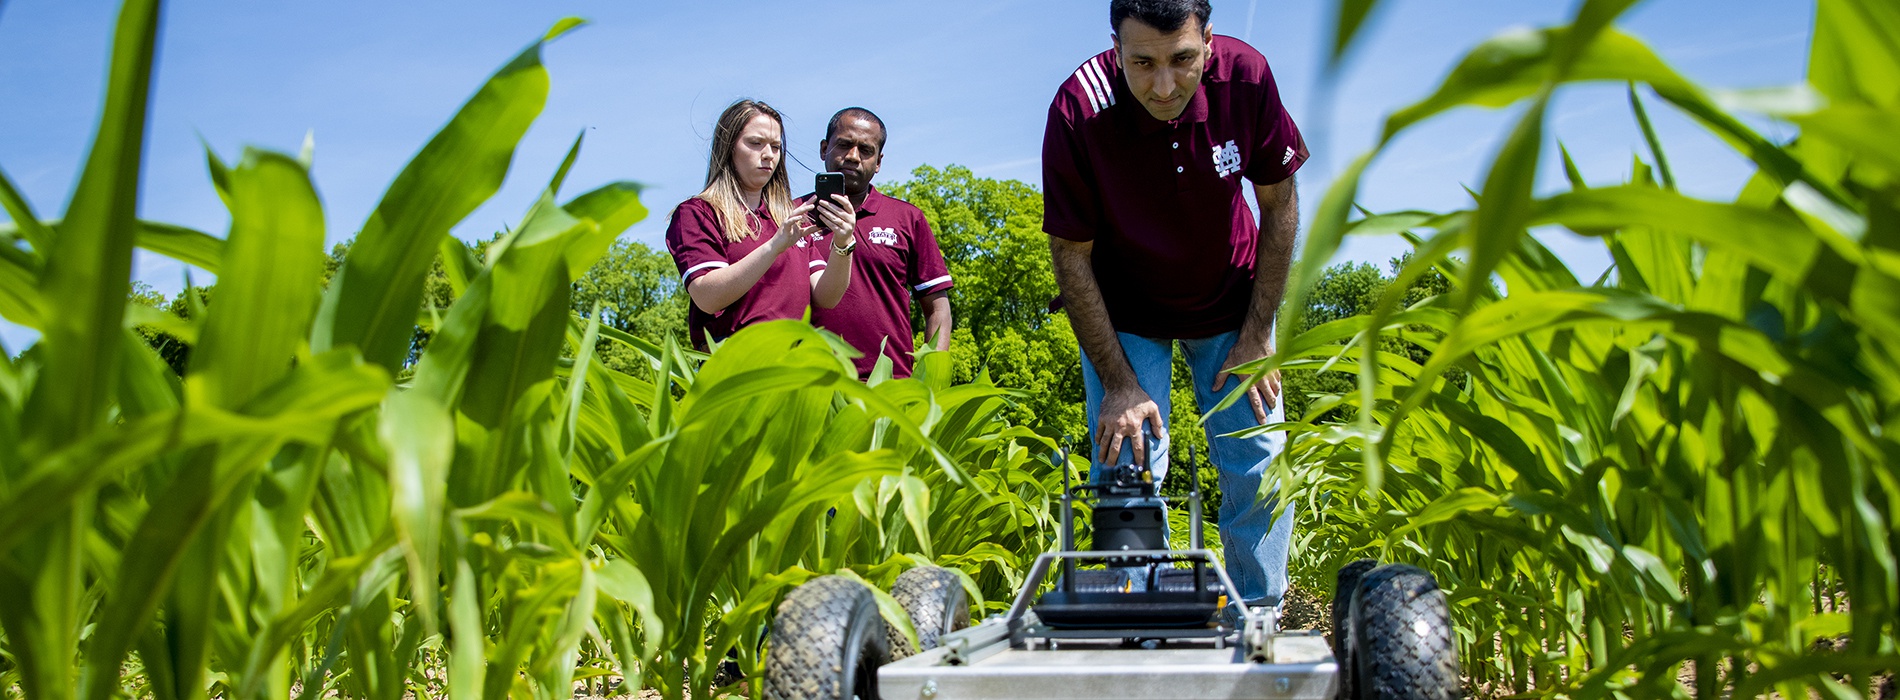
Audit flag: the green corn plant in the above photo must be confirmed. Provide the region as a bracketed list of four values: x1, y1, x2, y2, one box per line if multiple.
[676, 348, 1075, 694]
[809, 352, 1075, 608]
[1216, 0, 1900, 696]
[0, 3, 162, 694]
[0, 6, 640, 698]
[0, 4, 388, 700]
[0, 3, 1131, 700]
[900, 361, 1086, 594]
[584, 322, 894, 699]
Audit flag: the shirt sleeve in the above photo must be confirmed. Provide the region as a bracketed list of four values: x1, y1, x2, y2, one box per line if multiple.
[1242, 61, 1309, 186]
[787, 193, 831, 275]
[805, 231, 830, 274]
[907, 211, 954, 295]
[1041, 104, 1104, 242]
[665, 199, 730, 285]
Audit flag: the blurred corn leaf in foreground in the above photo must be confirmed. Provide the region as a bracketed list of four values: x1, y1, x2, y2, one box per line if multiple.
[1251, 0, 1900, 696]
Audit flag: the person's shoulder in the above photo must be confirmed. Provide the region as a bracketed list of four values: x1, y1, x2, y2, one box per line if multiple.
[1207, 35, 1273, 85]
[868, 192, 936, 237]
[672, 196, 715, 218]
[667, 196, 719, 233]
[874, 190, 926, 218]
[1052, 47, 1123, 121]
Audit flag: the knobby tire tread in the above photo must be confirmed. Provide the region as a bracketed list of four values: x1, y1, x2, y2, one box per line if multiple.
[1350, 564, 1460, 700]
[1332, 558, 1378, 700]
[887, 566, 970, 659]
[764, 575, 888, 700]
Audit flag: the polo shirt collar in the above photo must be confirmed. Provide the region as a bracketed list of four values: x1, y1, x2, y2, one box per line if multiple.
[856, 186, 886, 215]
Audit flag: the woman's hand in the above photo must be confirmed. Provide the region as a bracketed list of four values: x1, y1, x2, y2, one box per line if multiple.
[771, 200, 819, 253]
[814, 194, 856, 246]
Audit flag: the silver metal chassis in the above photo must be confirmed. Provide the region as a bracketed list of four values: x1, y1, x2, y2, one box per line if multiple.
[879, 549, 1338, 699]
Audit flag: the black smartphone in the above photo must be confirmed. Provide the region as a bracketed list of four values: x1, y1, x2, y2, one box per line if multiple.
[812, 172, 846, 230]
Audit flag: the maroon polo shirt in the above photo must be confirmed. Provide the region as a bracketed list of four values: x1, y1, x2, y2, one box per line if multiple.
[806, 188, 954, 379]
[1043, 35, 1307, 339]
[665, 196, 827, 350]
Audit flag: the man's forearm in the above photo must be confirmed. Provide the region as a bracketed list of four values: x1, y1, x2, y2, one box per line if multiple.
[1049, 237, 1136, 390]
[1242, 178, 1299, 343]
[922, 292, 952, 351]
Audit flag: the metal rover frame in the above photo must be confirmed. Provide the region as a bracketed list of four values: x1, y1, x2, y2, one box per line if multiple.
[878, 449, 1339, 699]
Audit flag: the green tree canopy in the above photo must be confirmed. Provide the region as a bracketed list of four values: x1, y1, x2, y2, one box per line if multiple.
[884, 165, 1085, 439]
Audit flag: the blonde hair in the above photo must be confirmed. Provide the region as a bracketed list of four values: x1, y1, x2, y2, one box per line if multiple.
[692, 99, 792, 242]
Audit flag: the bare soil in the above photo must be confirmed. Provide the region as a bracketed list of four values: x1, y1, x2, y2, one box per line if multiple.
[1280, 582, 1331, 635]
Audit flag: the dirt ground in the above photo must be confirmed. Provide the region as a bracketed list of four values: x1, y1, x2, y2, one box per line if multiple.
[1279, 582, 1332, 635]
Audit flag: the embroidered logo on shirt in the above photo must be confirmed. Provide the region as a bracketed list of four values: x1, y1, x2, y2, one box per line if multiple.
[1212, 140, 1242, 178]
[867, 227, 899, 246]
[1282, 146, 1296, 166]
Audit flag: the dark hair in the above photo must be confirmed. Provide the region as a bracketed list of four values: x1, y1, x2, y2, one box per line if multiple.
[824, 107, 887, 149]
[1110, 0, 1211, 35]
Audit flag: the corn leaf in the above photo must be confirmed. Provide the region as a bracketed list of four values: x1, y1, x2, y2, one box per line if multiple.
[313, 18, 584, 372]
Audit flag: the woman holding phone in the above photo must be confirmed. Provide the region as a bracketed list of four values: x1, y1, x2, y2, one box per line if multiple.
[666, 99, 859, 350]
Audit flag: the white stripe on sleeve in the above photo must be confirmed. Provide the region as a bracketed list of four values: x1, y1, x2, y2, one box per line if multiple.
[1073, 68, 1104, 114]
[1080, 62, 1112, 111]
[1085, 58, 1116, 106]
[682, 260, 728, 281]
[913, 275, 953, 292]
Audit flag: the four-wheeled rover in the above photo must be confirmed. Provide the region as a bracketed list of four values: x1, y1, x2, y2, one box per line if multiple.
[762, 450, 1462, 699]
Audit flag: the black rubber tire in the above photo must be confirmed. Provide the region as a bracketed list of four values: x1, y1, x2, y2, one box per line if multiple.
[1347, 564, 1460, 700]
[1331, 558, 1379, 700]
[887, 566, 970, 659]
[764, 575, 890, 700]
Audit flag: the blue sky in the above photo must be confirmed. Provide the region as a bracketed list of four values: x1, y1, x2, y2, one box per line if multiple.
[0, 0, 1813, 353]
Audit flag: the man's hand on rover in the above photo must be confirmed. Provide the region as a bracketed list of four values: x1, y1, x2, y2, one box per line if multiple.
[1096, 385, 1166, 467]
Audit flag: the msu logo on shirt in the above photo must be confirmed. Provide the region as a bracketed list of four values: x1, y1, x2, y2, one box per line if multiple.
[866, 227, 899, 246]
[1212, 140, 1242, 178]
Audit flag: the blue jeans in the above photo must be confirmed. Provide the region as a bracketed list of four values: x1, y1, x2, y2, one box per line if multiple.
[1080, 330, 1294, 604]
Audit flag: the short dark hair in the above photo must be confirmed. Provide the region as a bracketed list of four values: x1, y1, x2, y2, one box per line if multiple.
[1110, 0, 1211, 35]
[825, 107, 887, 149]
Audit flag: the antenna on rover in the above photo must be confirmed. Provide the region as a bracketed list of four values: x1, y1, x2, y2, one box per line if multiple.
[1189, 444, 1207, 593]
[1058, 443, 1076, 593]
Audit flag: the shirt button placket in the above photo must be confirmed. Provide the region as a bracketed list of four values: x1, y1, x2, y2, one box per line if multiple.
[1172, 127, 1191, 190]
